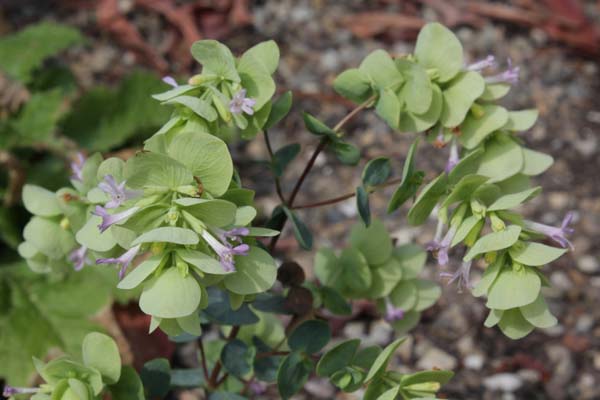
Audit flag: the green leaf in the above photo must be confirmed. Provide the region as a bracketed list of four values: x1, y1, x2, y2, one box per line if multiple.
[316, 339, 360, 377]
[488, 187, 541, 211]
[334, 68, 373, 103]
[448, 147, 484, 184]
[23, 217, 75, 259]
[389, 280, 418, 310]
[451, 215, 482, 247]
[399, 84, 443, 133]
[476, 135, 524, 182]
[440, 71, 485, 127]
[394, 244, 426, 280]
[124, 152, 193, 190]
[464, 225, 522, 261]
[224, 247, 277, 295]
[140, 358, 171, 399]
[396, 59, 432, 114]
[460, 105, 509, 149]
[356, 186, 371, 227]
[377, 386, 400, 400]
[10, 90, 64, 146]
[289, 319, 331, 354]
[390, 310, 421, 334]
[359, 49, 403, 89]
[320, 286, 352, 316]
[191, 40, 239, 82]
[509, 242, 566, 266]
[209, 393, 247, 400]
[414, 22, 463, 83]
[388, 139, 423, 212]
[82, 332, 121, 384]
[109, 366, 145, 400]
[362, 157, 391, 187]
[22, 185, 61, 217]
[177, 198, 237, 227]
[365, 337, 406, 381]
[264, 91, 292, 130]
[277, 352, 313, 400]
[368, 257, 404, 299]
[497, 308, 534, 340]
[375, 88, 401, 129]
[472, 257, 503, 297]
[132, 227, 199, 246]
[272, 143, 300, 177]
[341, 248, 372, 293]
[238, 40, 279, 75]
[486, 266, 541, 310]
[303, 112, 336, 137]
[117, 255, 164, 290]
[0, 22, 83, 82]
[441, 174, 489, 208]
[330, 140, 361, 165]
[414, 280, 441, 312]
[167, 131, 233, 196]
[314, 248, 341, 287]
[503, 109, 538, 131]
[238, 69, 275, 110]
[221, 339, 254, 378]
[163, 95, 217, 121]
[407, 173, 448, 226]
[176, 249, 225, 275]
[76, 216, 118, 252]
[350, 219, 392, 265]
[170, 368, 205, 388]
[203, 288, 259, 326]
[152, 84, 198, 102]
[520, 294, 557, 328]
[521, 148, 553, 176]
[484, 308, 503, 327]
[282, 207, 313, 250]
[400, 370, 454, 387]
[479, 83, 510, 101]
[139, 268, 202, 318]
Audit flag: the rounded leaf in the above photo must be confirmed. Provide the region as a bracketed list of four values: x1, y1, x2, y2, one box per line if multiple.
[82, 332, 121, 384]
[139, 268, 202, 318]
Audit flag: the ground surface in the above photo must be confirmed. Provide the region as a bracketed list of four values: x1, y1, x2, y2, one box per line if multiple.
[2, 1, 599, 399]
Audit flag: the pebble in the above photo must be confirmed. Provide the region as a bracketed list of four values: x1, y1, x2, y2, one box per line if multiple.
[464, 353, 485, 370]
[577, 255, 599, 274]
[483, 373, 523, 392]
[416, 347, 457, 371]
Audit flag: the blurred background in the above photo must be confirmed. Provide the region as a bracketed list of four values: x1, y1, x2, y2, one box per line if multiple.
[0, 1, 599, 399]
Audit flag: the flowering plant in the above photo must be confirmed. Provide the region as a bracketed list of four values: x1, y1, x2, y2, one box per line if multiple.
[8, 22, 573, 399]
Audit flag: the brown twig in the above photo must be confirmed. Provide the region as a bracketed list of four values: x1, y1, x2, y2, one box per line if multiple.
[198, 339, 210, 383]
[263, 130, 286, 203]
[208, 325, 240, 389]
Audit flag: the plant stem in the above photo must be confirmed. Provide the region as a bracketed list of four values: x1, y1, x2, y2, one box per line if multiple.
[198, 339, 210, 383]
[267, 95, 375, 251]
[292, 177, 403, 210]
[209, 325, 240, 389]
[263, 129, 286, 203]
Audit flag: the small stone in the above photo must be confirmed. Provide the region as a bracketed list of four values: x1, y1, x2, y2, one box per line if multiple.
[575, 314, 594, 333]
[518, 369, 541, 383]
[577, 255, 599, 273]
[550, 271, 572, 292]
[483, 373, 523, 392]
[416, 347, 457, 371]
[464, 353, 485, 370]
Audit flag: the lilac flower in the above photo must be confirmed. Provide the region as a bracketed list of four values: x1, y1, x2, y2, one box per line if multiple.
[96, 244, 142, 279]
[229, 89, 256, 115]
[485, 58, 520, 85]
[162, 76, 179, 88]
[249, 381, 267, 395]
[3, 385, 39, 397]
[525, 212, 575, 250]
[215, 227, 250, 244]
[92, 205, 140, 233]
[427, 224, 458, 266]
[69, 245, 89, 271]
[70, 152, 86, 182]
[200, 229, 249, 272]
[466, 55, 497, 72]
[383, 299, 404, 323]
[98, 175, 141, 209]
[440, 260, 473, 293]
[445, 141, 459, 174]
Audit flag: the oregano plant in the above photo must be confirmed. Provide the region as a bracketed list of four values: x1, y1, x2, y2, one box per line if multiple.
[6, 22, 574, 399]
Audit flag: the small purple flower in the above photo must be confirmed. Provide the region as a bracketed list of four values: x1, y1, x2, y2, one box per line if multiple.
[445, 141, 459, 174]
[200, 229, 249, 272]
[3, 385, 39, 397]
[96, 244, 142, 279]
[162, 76, 179, 88]
[440, 260, 473, 293]
[70, 152, 86, 182]
[466, 55, 497, 72]
[229, 89, 256, 115]
[92, 206, 140, 233]
[485, 58, 520, 85]
[69, 245, 89, 271]
[216, 227, 250, 244]
[383, 299, 404, 323]
[525, 212, 575, 250]
[98, 175, 141, 209]
[249, 381, 267, 395]
[427, 224, 458, 266]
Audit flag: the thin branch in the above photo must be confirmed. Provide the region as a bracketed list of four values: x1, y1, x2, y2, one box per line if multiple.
[209, 326, 240, 388]
[198, 339, 210, 383]
[292, 177, 403, 210]
[263, 130, 286, 203]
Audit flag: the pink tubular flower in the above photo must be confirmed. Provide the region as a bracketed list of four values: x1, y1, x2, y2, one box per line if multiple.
[445, 141, 459, 174]
[3, 385, 39, 397]
[96, 244, 142, 279]
[98, 175, 141, 209]
[69, 245, 89, 271]
[229, 89, 256, 115]
[440, 260, 473, 293]
[162, 76, 179, 88]
[384, 298, 404, 323]
[70, 152, 86, 182]
[485, 58, 520, 85]
[466, 55, 497, 72]
[427, 224, 458, 267]
[525, 212, 575, 250]
[92, 206, 139, 233]
[200, 229, 249, 272]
